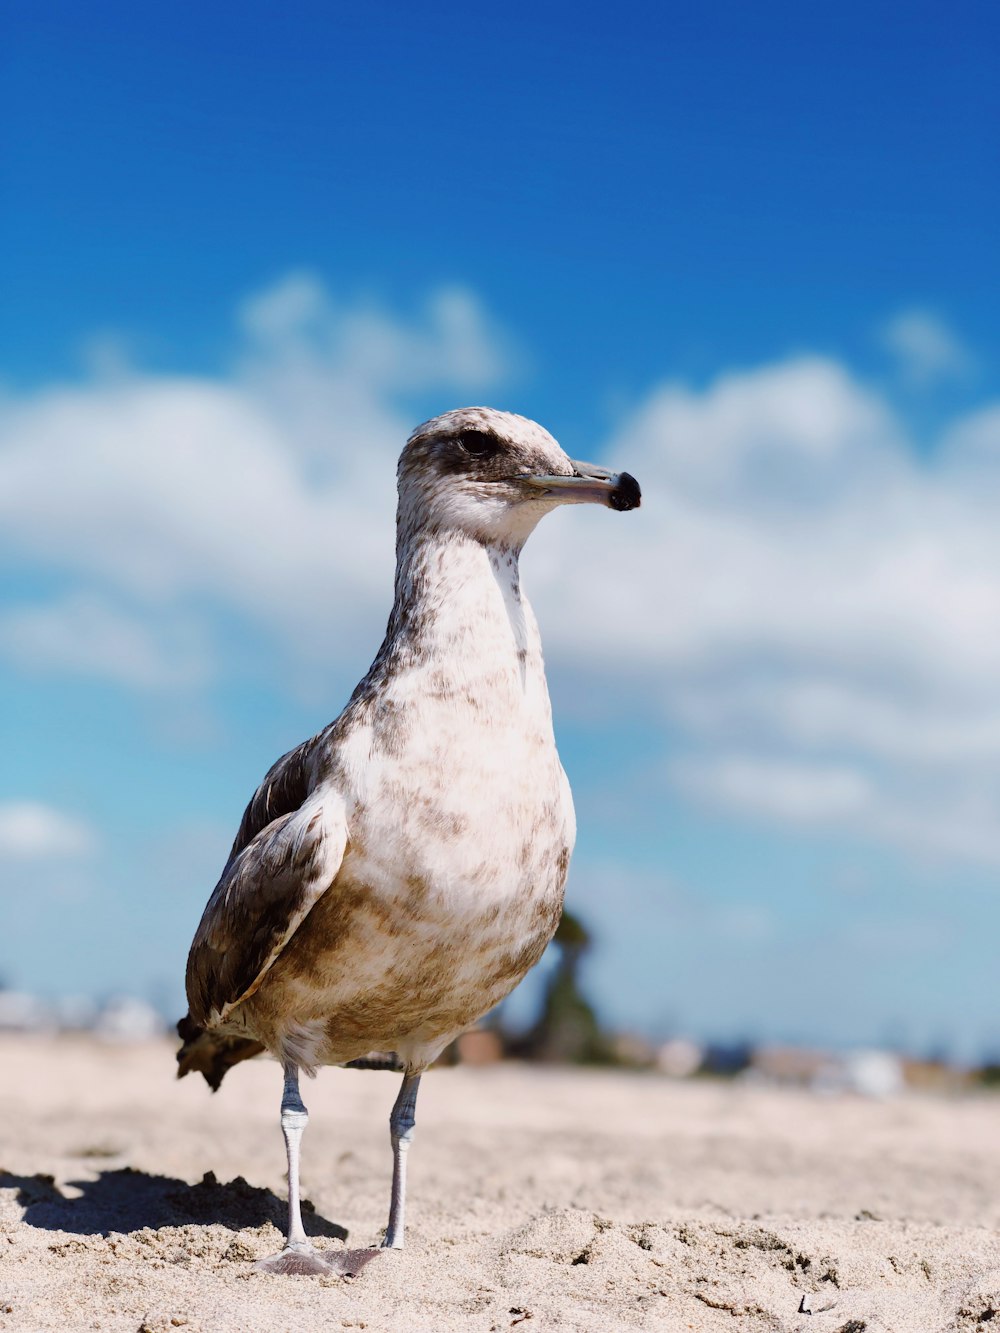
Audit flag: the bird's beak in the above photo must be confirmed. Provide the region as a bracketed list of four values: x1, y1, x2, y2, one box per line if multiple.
[522, 460, 642, 512]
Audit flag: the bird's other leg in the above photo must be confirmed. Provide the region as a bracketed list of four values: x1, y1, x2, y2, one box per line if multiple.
[382, 1072, 421, 1249]
[255, 1062, 332, 1274]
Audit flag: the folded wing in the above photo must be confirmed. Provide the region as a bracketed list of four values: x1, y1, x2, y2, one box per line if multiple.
[185, 741, 348, 1028]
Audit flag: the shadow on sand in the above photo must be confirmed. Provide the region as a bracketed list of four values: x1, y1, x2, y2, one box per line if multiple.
[0, 1166, 348, 1242]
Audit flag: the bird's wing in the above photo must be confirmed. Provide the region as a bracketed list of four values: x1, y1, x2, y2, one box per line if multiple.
[227, 738, 315, 861]
[185, 742, 348, 1029]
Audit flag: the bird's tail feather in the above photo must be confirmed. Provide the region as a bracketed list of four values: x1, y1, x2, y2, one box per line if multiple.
[176, 1014, 265, 1091]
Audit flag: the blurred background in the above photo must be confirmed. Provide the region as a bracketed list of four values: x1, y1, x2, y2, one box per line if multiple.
[1, 1, 999, 1077]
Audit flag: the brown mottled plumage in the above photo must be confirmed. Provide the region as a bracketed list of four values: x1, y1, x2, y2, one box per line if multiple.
[177, 407, 640, 1272]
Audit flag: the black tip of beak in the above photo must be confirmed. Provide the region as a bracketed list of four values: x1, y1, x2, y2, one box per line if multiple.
[609, 472, 641, 512]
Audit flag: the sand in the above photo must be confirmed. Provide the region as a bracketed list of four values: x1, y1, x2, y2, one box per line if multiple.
[0, 1036, 998, 1332]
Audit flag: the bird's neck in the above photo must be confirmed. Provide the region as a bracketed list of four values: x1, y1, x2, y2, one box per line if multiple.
[367, 529, 543, 688]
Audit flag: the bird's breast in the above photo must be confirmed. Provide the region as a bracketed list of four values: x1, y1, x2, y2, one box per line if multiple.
[252, 656, 575, 1063]
[341, 656, 575, 919]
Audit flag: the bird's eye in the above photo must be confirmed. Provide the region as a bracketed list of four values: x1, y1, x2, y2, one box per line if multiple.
[457, 430, 501, 460]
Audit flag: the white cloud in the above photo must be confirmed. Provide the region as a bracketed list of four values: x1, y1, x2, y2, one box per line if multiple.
[667, 750, 1000, 868]
[616, 357, 898, 498]
[239, 271, 328, 340]
[881, 307, 972, 385]
[0, 802, 98, 860]
[0, 375, 388, 608]
[670, 754, 872, 825]
[237, 272, 513, 391]
[3, 277, 1000, 871]
[528, 352, 1000, 869]
[670, 677, 1000, 768]
[536, 356, 1000, 693]
[0, 274, 517, 687]
[940, 402, 1000, 471]
[0, 593, 210, 690]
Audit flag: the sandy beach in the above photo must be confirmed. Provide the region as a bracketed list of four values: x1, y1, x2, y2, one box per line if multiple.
[0, 1035, 998, 1332]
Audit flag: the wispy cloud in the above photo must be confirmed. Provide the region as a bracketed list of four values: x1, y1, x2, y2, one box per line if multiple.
[0, 802, 98, 860]
[238, 272, 515, 391]
[669, 754, 872, 826]
[880, 307, 972, 386]
[0, 593, 211, 690]
[665, 752, 1000, 867]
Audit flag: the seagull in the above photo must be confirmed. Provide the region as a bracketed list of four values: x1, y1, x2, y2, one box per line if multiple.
[176, 406, 640, 1274]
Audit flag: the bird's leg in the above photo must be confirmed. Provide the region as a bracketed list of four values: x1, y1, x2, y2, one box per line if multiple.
[281, 1063, 311, 1249]
[255, 1062, 332, 1275]
[382, 1071, 421, 1249]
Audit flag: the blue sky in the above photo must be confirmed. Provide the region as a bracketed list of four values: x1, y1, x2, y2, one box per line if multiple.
[2, 2, 999, 1057]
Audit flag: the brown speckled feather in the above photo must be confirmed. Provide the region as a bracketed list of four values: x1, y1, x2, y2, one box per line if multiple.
[227, 739, 314, 860]
[185, 748, 348, 1028]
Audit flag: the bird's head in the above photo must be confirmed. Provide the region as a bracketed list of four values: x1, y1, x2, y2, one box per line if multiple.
[397, 407, 641, 550]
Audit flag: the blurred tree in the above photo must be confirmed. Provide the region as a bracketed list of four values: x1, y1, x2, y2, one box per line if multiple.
[511, 909, 612, 1064]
